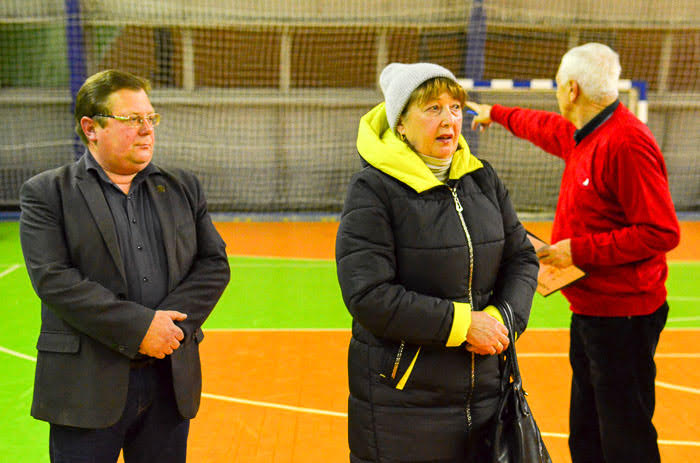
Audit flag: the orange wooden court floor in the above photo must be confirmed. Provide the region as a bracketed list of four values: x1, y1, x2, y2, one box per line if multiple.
[191, 329, 699, 462]
[127, 221, 700, 462]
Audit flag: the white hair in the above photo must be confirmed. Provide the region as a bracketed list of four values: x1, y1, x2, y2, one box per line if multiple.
[557, 43, 621, 103]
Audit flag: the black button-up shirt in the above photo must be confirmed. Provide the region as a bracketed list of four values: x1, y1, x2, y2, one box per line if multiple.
[85, 151, 169, 310]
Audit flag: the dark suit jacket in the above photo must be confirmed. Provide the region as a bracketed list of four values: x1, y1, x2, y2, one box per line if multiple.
[19, 155, 230, 428]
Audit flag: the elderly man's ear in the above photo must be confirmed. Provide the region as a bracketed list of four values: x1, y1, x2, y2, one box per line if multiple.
[567, 80, 580, 103]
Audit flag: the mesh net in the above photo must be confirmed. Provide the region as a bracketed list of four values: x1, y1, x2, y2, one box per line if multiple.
[1, 0, 698, 213]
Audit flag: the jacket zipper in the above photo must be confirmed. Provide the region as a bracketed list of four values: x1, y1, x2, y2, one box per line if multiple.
[450, 186, 476, 430]
[391, 340, 406, 379]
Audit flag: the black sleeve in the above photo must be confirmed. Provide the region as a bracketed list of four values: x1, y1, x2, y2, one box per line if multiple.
[155, 171, 230, 337]
[335, 171, 455, 346]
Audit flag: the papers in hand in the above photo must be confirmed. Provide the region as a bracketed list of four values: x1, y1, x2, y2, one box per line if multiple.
[527, 232, 586, 297]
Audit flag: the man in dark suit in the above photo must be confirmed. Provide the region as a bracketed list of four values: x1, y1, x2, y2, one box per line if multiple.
[19, 70, 231, 462]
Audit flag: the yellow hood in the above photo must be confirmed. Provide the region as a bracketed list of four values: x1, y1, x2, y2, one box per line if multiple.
[356, 102, 483, 193]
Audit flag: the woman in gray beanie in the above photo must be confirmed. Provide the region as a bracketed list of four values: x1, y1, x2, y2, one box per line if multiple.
[335, 62, 539, 462]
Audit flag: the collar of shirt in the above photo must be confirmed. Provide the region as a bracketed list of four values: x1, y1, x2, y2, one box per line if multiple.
[573, 99, 620, 145]
[83, 150, 160, 192]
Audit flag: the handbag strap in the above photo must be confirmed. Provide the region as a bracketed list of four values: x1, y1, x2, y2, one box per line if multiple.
[500, 302, 524, 391]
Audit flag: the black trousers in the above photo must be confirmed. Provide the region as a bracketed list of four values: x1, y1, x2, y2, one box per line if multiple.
[49, 358, 189, 463]
[568, 302, 668, 463]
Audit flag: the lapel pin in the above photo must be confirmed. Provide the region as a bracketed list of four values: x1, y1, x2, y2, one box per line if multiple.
[156, 185, 166, 193]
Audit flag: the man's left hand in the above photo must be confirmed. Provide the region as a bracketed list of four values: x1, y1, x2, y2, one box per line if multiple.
[536, 239, 573, 268]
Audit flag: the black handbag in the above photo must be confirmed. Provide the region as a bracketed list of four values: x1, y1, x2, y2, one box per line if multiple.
[488, 302, 552, 463]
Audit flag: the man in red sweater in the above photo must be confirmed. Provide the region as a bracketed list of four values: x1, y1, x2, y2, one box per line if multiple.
[467, 43, 680, 463]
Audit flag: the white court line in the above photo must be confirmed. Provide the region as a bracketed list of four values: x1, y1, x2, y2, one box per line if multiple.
[201, 392, 347, 418]
[668, 297, 700, 302]
[4, 343, 698, 362]
[658, 439, 700, 448]
[541, 432, 568, 439]
[539, 431, 700, 447]
[518, 352, 700, 359]
[200, 394, 700, 447]
[204, 327, 349, 332]
[2, 345, 699, 447]
[9, 345, 695, 385]
[228, 254, 333, 263]
[230, 261, 333, 268]
[0, 264, 21, 279]
[202, 328, 700, 333]
[0, 346, 36, 362]
[668, 316, 700, 322]
[656, 381, 700, 395]
[205, 328, 700, 335]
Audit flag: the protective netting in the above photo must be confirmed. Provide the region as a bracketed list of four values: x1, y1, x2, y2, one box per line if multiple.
[1, 1, 698, 213]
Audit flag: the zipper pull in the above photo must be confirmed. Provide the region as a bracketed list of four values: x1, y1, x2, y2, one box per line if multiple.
[450, 187, 463, 212]
[391, 341, 406, 379]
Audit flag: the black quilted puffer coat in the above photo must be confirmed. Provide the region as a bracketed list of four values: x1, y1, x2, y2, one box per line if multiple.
[335, 103, 539, 463]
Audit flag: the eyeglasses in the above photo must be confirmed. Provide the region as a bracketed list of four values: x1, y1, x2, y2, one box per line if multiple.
[93, 113, 161, 128]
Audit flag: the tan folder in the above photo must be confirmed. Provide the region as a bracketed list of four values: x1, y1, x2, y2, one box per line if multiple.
[527, 232, 586, 297]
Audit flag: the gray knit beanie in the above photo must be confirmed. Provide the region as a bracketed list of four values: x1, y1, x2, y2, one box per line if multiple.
[379, 62, 458, 131]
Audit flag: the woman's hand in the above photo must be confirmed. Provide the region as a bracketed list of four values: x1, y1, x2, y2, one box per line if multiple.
[465, 102, 494, 132]
[465, 311, 509, 355]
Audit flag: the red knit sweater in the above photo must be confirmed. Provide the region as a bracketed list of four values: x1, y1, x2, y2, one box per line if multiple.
[490, 103, 680, 316]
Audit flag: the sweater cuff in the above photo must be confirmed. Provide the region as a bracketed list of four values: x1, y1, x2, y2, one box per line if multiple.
[446, 302, 471, 347]
[490, 104, 508, 124]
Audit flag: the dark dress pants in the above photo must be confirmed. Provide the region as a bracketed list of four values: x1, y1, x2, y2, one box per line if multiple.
[49, 358, 189, 463]
[568, 302, 668, 463]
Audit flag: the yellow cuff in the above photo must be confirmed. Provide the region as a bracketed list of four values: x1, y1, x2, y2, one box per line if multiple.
[446, 302, 471, 347]
[483, 305, 504, 324]
[483, 304, 518, 340]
